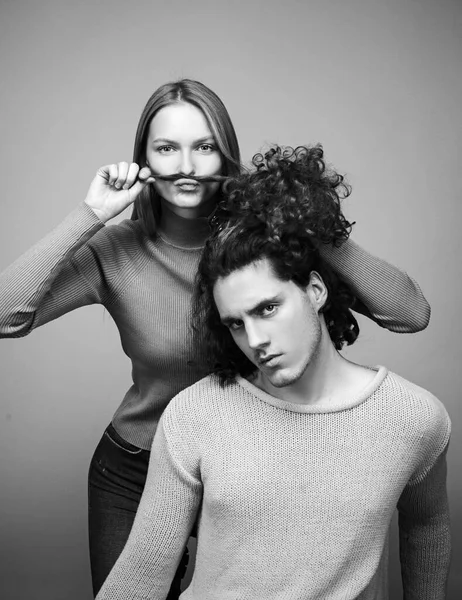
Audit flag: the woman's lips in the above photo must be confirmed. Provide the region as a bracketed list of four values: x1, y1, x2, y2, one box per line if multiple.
[175, 179, 200, 191]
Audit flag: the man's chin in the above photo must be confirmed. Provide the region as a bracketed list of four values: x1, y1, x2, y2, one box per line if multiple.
[266, 369, 300, 389]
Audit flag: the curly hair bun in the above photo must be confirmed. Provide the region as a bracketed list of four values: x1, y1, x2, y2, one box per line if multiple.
[217, 145, 353, 247]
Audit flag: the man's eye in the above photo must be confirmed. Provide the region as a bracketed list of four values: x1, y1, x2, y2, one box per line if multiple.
[263, 304, 277, 315]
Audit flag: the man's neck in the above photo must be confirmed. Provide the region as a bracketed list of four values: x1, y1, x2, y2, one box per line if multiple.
[254, 333, 375, 408]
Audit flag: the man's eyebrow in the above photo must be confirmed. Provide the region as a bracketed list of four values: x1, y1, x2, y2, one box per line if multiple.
[219, 295, 281, 326]
[220, 315, 236, 327]
[248, 296, 280, 315]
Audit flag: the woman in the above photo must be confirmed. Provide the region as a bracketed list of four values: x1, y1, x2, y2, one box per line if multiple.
[0, 79, 429, 597]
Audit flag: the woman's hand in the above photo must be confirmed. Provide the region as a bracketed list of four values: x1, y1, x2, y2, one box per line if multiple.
[84, 162, 155, 223]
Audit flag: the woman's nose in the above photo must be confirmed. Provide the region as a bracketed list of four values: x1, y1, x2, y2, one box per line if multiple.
[180, 151, 195, 175]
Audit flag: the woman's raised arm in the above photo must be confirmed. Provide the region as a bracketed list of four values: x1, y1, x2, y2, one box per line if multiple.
[0, 163, 154, 338]
[319, 238, 431, 333]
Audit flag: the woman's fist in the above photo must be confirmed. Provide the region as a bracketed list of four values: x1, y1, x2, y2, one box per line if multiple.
[84, 162, 155, 223]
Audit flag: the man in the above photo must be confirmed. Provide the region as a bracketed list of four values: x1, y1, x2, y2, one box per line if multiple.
[97, 146, 451, 600]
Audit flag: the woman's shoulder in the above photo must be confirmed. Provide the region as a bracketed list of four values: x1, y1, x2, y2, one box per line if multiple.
[80, 217, 148, 264]
[91, 217, 145, 245]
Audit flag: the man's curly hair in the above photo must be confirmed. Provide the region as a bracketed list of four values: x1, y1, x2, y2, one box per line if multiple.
[193, 144, 359, 383]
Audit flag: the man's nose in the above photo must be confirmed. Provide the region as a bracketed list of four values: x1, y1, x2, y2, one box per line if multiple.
[246, 322, 269, 351]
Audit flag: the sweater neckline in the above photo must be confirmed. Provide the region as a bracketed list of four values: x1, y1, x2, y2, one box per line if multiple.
[236, 366, 388, 414]
[157, 204, 210, 250]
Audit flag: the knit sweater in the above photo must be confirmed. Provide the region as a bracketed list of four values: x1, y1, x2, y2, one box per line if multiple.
[0, 203, 430, 449]
[96, 367, 451, 600]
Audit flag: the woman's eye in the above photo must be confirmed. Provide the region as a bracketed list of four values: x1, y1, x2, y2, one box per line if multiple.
[157, 145, 175, 153]
[198, 144, 215, 153]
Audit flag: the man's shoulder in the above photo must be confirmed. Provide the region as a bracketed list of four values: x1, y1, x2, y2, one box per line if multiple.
[160, 375, 242, 443]
[384, 371, 446, 410]
[382, 370, 451, 437]
[166, 374, 239, 415]
[178, 373, 235, 396]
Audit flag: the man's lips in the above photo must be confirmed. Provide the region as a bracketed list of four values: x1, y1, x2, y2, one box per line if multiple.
[257, 354, 282, 367]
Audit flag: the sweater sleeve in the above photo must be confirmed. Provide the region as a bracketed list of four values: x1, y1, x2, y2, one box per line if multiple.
[397, 444, 451, 600]
[318, 238, 431, 333]
[96, 415, 202, 600]
[0, 203, 107, 338]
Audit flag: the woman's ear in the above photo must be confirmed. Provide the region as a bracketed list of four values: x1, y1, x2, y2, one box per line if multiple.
[307, 271, 328, 312]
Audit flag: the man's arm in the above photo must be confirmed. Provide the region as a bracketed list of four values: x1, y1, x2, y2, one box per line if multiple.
[96, 418, 202, 600]
[397, 445, 451, 600]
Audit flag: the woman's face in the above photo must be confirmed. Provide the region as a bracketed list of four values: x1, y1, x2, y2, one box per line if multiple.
[145, 102, 223, 219]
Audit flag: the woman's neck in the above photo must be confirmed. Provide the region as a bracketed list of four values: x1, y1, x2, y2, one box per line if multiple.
[157, 203, 211, 249]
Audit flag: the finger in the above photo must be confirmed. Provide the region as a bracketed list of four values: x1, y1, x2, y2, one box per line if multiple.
[123, 163, 140, 190]
[96, 164, 113, 184]
[127, 178, 152, 201]
[114, 161, 129, 189]
[138, 166, 156, 183]
[106, 164, 118, 186]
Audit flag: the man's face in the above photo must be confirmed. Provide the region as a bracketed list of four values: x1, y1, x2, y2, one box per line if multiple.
[213, 258, 325, 390]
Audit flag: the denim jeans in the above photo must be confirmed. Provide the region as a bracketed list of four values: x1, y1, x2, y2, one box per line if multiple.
[88, 423, 189, 598]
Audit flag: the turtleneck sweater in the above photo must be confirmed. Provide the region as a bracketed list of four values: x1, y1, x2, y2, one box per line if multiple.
[0, 204, 430, 449]
[96, 367, 451, 600]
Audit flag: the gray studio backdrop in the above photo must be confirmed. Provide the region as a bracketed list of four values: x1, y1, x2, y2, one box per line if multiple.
[1, 0, 461, 598]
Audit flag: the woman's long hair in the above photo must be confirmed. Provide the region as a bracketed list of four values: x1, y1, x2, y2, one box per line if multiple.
[131, 79, 241, 236]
